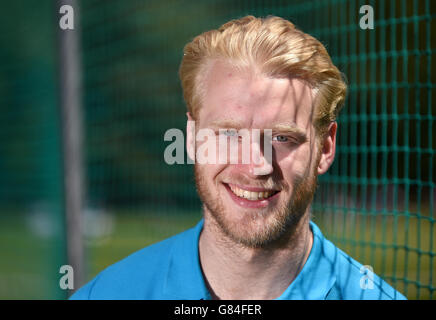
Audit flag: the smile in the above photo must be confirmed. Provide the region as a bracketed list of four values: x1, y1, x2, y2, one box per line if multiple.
[229, 184, 279, 201]
[224, 183, 280, 209]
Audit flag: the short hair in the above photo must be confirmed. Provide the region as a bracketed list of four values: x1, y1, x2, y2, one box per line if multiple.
[179, 15, 347, 138]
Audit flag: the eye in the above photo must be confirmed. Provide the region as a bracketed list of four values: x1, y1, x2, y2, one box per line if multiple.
[272, 135, 289, 142]
[220, 129, 238, 137]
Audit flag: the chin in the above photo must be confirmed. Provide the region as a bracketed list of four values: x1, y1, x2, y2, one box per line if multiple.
[210, 194, 292, 248]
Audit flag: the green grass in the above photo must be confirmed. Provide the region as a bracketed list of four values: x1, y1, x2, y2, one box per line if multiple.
[0, 212, 65, 299]
[84, 211, 202, 280]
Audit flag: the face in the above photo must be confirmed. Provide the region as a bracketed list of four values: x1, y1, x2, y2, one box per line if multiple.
[190, 60, 324, 248]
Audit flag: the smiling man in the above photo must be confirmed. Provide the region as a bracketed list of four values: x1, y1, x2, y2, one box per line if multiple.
[71, 15, 406, 300]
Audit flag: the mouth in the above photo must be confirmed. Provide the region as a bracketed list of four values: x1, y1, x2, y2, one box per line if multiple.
[223, 183, 281, 208]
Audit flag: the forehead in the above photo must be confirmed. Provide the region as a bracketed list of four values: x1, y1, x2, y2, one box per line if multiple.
[198, 60, 315, 132]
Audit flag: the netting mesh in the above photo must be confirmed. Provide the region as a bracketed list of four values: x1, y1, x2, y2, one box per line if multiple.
[310, 0, 435, 299]
[0, 0, 433, 299]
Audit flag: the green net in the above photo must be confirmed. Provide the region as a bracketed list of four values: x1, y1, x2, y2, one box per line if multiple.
[310, 0, 435, 300]
[0, 0, 434, 299]
[0, 1, 66, 299]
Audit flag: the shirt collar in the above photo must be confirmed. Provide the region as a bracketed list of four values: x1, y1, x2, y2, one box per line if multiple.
[275, 221, 337, 299]
[163, 219, 336, 300]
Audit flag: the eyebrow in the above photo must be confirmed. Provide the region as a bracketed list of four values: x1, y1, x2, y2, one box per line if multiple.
[272, 122, 308, 143]
[208, 119, 308, 143]
[208, 119, 245, 129]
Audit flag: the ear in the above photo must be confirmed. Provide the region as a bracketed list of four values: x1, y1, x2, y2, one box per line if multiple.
[317, 122, 337, 175]
[186, 112, 196, 163]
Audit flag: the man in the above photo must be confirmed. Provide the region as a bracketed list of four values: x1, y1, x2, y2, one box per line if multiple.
[71, 15, 406, 300]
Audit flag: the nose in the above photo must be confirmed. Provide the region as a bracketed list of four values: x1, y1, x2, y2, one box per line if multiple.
[223, 129, 274, 176]
[249, 136, 273, 176]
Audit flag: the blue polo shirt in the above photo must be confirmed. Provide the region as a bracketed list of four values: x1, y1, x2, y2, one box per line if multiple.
[70, 219, 406, 300]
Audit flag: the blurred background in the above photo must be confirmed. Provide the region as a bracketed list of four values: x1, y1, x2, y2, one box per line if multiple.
[0, 0, 434, 299]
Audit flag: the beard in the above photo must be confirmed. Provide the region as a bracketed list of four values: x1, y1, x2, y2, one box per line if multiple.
[194, 155, 320, 249]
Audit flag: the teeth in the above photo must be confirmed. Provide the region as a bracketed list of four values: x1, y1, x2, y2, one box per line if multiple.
[229, 185, 277, 201]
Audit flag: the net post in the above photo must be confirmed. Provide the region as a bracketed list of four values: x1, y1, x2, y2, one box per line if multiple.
[56, 0, 85, 295]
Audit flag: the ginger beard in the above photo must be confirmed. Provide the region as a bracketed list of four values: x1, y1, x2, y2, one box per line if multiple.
[194, 148, 321, 249]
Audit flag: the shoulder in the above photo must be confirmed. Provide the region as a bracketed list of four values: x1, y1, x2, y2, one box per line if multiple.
[70, 224, 198, 300]
[314, 224, 406, 300]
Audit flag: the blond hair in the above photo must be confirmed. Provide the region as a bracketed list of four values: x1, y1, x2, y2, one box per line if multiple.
[179, 15, 347, 138]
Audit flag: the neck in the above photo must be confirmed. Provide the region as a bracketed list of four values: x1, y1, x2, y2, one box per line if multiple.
[198, 210, 313, 300]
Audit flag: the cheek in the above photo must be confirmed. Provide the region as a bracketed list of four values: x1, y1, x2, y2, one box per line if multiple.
[277, 147, 315, 180]
[197, 163, 226, 185]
